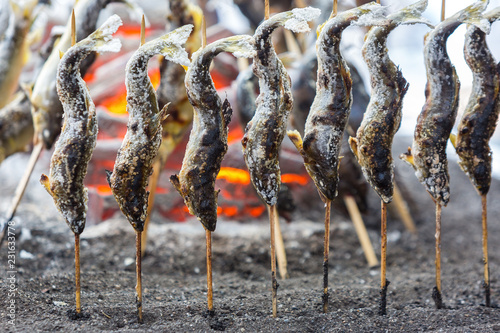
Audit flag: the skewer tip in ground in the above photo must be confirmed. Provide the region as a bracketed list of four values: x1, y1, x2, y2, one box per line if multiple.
[135, 230, 143, 323]
[481, 194, 490, 307]
[432, 202, 443, 309]
[379, 201, 390, 315]
[206, 228, 214, 315]
[322, 199, 331, 313]
[268, 204, 279, 318]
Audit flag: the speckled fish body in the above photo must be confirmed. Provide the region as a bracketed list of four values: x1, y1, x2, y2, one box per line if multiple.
[286, 3, 385, 202]
[156, 0, 202, 166]
[40, 15, 123, 235]
[108, 25, 193, 232]
[170, 35, 256, 232]
[0, 0, 37, 109]
[242, 7, 321, 206]
[350, 0, 432, 204]
[401, 0, 490, 206]
[31, 0, 141, 149]
[455, 8, 500, 196]
[235, 66, 259, 127]
[0, 91, 33, 164]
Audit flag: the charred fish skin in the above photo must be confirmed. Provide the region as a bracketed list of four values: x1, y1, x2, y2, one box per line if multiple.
[108, 25, 193, 232]
[40, 15, 122, 235]
[287, 3, 385, 202]
[350, 0, 433, 204]
[455, 8, 500, 196]
[170, 36, 256, 232]
[400, 0, 490, 206]
[242, 7, 321, 206]
[31, 0, 141, 149]
[0, 0, 37, 109]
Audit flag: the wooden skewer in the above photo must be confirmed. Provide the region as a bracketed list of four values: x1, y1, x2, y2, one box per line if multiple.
[265, 0, 269, 20]
[441, 0, 445, 22]
[75, 233, 81, 314]
[323, 199, 332, 313]
[392, 183, 417, 234]
[432, 202, 443, 309]
[343, 195, 379, 267]
[140, 15, 146, 46]
[379, 201, 389, 315]
[141, 159, 162, 257]
[481, 194, 490, 307]
[0, 142, 43, 247]
[206, 229, 214, 313]
[272, 207, 288, 280]
[135, 230, 143, 323]
[268, 204, 278, 318]
[71, 10, 76, 46]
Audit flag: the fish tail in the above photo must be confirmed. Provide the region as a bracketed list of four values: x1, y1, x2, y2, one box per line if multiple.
[458, 0, 490, 34]
[157, 25, 193, 67]
[9, 0, 37, 20]
[87, 14, 123, 54]
[390, 0, 434, 28]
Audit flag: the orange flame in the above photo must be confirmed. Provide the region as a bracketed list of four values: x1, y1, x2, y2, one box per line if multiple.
[217, 167, 251, 185]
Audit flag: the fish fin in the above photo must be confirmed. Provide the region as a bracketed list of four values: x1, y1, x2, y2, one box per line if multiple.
[348, 137, 359, 159]
[87, 15, 123, 54]
[449, 133, 457, 149]
[40, 174, 52, 196]
[105, 170, 113, 187]
[221, 98, 233, 128]
[390, 0, 434, 28]
[399, 147, 415, 168]
[159, 102, 170, 123]
[457, 0, 490, 34]
[19, 82, 33, 99]
[151, 104, 170, 136]
[58, 49, 64, 59]
[169, 175, 182, 194]
[287, 130, 304, 152]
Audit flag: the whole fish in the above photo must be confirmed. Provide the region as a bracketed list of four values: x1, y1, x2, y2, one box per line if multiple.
[170, 35, 256, 232]
[349, 0, 433, 203]
[0, 0, 37, 109]
[400, 0, 490, 205]
[242, 7, 320, 206]
[453, 7, 500, 196]
[107, 25, 193, 231]
[40, 15, 122, 235]
[156, 0, 202, 167]
[286, 3, 385, 202]
[31, 0, 141, 149]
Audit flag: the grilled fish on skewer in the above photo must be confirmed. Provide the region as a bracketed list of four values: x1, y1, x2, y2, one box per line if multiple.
[31, 0, 142, 149]
[0, 92, 33, 164]
[0, 0, 38, 109]
[454, 7, 500, 196]
[350, 0, 433, 204]
[170, 35, 256, 232]
[242, 7, 320, 206]
[40, 15, 122, 235]
[400, 0, 490, 205]
[287, 2, 386, 202]
[107, 25, 193, 232]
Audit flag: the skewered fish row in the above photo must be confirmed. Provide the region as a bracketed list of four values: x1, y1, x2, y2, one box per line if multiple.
[170, 35, 256, 232]
[31, 0, 141, 149]
[400, 0, 490, 206]
[0, 0, 37, 109]
[350, 0, 432, 204]
[242, 7, 320, 206]
[454, 7, 500, 196]
[287, 2, 386, 202]
[40, 14, 123, 235]
[107, 25, 193, 232]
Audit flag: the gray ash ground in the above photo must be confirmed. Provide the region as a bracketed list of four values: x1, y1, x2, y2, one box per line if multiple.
[0, 137, 499, 332]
